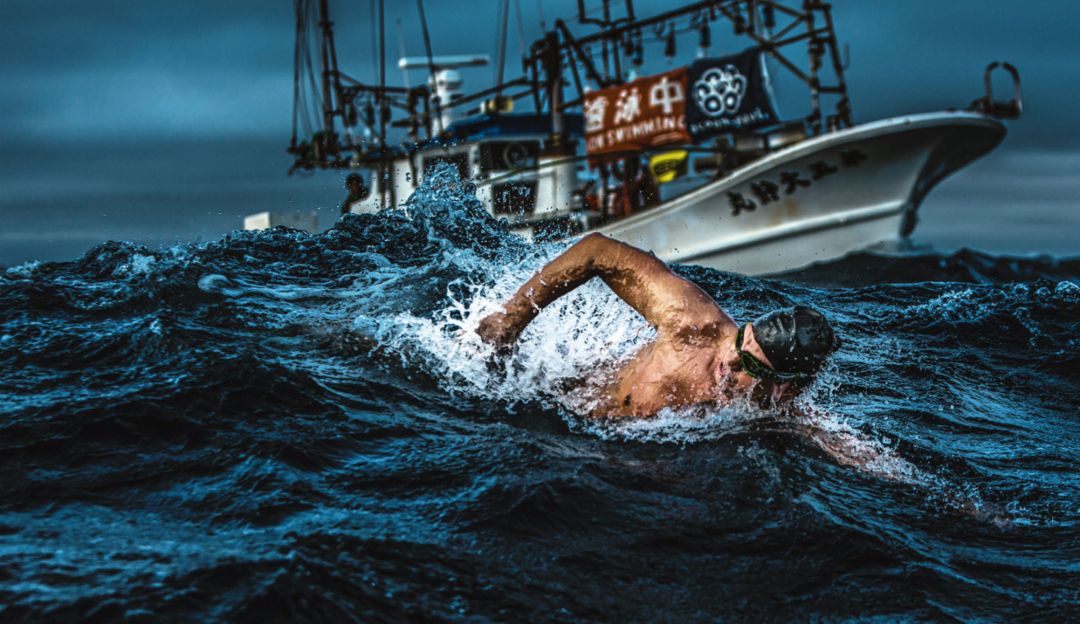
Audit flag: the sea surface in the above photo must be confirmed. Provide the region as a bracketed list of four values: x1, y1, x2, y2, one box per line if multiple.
[0, 169, 1077, 622]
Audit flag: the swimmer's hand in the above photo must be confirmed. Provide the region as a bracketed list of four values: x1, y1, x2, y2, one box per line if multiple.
[476, 310, 521, 354]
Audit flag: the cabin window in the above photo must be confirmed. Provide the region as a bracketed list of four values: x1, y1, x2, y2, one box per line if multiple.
[491, 182, 536, 216]
[479, 141, 540, 173]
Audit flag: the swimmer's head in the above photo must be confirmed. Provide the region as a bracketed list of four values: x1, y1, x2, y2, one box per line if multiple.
[345, 173, 366, 191]
[750, 305, 839, 377]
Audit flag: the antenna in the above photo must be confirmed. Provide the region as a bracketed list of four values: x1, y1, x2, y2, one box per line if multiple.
[316, 0, 335, 137]
[495, 0, 510, 91]
[395, 18, 410, 88]
[378, 0, 388, 207]
[369, 0, 378, 83]
[513, 0, 528, 64]
[415, 0, 444, 134]
[400, 55, 490, 130]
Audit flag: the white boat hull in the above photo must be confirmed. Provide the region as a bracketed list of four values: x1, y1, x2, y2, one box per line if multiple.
[596, 111, 1005, 275]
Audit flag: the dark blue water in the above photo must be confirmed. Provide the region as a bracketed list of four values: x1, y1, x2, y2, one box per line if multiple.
[1, 169, 1077, 622]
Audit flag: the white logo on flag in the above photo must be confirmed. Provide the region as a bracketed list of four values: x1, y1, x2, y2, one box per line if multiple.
[692, 65, 747, 117]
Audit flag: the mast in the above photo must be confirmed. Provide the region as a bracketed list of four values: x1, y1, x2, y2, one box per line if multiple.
[415, 0, 444, 135]
[379, 0, 391, 209]
[287, 0, 854, 175]
[544, 31, 565, 140]
[317, 0, 337, 141]
[535, 29, 576, 215]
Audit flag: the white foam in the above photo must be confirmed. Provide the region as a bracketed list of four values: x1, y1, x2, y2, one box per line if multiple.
[113, 253, 156, 276]
[574, 399, 766, 445]
[375, 247, 878, 454]
[381, 248, 654, 416]
[4, 260, 41, 278]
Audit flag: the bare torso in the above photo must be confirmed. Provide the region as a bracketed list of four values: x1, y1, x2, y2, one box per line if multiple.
[597, 333, 717, 417]
[471, 237, 1006, 521]
[476, 233, 775, 418]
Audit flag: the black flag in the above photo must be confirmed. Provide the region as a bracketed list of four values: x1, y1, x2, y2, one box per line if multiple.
[685, 49, 779, 140]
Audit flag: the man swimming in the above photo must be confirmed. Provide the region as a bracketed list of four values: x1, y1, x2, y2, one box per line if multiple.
[476, 233, 838, 418]
[474, 233, 1013, 523]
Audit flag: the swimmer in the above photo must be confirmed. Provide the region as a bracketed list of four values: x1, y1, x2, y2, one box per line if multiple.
[476, 234, 1008, 523]
[477, 233, 1006, 520]
[476, 233, 839, 418]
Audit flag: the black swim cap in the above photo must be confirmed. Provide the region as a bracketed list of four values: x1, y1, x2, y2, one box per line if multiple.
[751, 305, 839, 375]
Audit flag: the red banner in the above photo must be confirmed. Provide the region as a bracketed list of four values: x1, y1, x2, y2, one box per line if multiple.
[583, 68, 691, 158]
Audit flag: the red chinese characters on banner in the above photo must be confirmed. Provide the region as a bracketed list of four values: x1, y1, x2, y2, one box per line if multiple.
[583, 68, 691, 158]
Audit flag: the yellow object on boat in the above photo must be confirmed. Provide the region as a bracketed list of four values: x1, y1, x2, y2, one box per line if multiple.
[649, 150, 689, 183]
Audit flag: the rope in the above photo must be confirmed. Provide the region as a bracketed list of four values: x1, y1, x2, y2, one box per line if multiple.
[495, 0, 510, 99]
[512, 0, 528, 65]
[291, 0, 303, 144]
[415, 0, 443, 134]
[370, 0, 378, 84]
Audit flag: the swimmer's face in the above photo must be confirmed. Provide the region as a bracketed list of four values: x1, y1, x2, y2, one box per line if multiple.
[721, 326, 776, 389]
[737, 323, 775, 372]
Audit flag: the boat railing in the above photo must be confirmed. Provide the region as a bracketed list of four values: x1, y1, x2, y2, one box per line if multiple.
[969, 62, 1023, 120]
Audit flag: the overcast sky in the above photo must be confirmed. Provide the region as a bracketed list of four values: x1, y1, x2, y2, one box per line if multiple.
[2, 0, 1078, 264]
[4, 0, 1077, 145]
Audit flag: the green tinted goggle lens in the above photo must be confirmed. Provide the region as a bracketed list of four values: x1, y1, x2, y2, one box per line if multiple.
[735, 324, 808, 382]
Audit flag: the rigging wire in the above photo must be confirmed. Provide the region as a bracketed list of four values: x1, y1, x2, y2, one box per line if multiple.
[291, 0, 303, 145]
[512, 0, 528, 66]
[378, 0, 389, 206]
[294, 0, 320, 141]
[378, 0, 386, 146]
[495, 0, 510, 101]
[316, 0, 335, 135]
[369, 0, 378, 84]
[493, 0, 504, 85]
[415, 0, 443, 134]
[303, 1, 322, 136]
[396, 19, 410, 88]
[534, 0, 547, 32]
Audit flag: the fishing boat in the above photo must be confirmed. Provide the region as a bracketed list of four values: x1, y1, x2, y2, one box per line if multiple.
[253, 0, 1023, 275]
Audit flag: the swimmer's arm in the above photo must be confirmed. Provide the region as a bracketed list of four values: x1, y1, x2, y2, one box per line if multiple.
[477, 233, 730, 348]
[780, 412, 1008, 524]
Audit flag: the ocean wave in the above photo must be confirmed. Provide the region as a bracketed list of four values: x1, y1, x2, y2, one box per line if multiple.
[0, 165, 1077, 621]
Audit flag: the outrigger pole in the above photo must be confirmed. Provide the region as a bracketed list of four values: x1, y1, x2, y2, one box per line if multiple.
[288, 0, 853, 172]
[529, 0, 851, 132]
[378, 0, 390, 209]
[415, 0, 443, 136]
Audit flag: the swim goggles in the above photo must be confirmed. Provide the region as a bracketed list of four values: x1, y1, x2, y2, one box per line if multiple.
[734, 324, 808, 382]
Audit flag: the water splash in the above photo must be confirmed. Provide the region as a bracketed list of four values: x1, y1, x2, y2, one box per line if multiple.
[0, 164, 1076, 620]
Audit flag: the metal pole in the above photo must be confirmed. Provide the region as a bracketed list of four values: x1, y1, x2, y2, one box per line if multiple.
[545, 31, 565, 138]
[821, 6, 852, 127]
[317, 0, 335, 137]
[495, 0, 510, 103]
[803, 0, 821, 134]
[416, 0, 444, 134]
[291, 1, 303, 147]
[379, 0, 390, 208]
[554, 19, 607, 87]
[608, 0, 622, 83]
